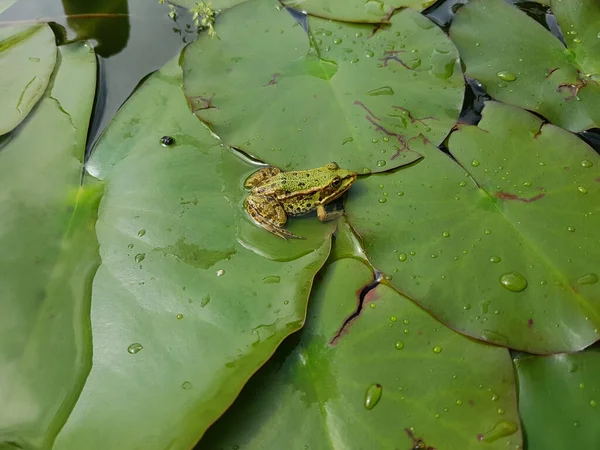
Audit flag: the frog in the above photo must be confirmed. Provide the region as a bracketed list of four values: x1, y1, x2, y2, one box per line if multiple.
[244, 162, 357, 239]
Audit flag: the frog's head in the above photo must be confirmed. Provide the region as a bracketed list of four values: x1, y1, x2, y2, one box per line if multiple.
[320, 162, 357, 203]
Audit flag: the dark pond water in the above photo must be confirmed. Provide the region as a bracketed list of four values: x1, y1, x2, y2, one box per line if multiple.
[1, 0, 598, 155]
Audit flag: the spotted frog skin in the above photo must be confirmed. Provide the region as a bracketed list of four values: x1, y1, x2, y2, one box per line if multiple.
[244, 162, 357, 239]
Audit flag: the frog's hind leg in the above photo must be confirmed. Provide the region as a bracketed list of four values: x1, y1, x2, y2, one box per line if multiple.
[244, 167, 281, 188]
[317, 204, 345, 222]
[245, 195, 304, 240]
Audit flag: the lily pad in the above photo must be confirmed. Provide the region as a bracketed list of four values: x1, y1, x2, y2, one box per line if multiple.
[183, 0, 463, 173]
[515, 349, 600, 448]
[197, 222, 521, 450]
[449, 0, 600, 132]
[0, 42, 97, 449]
[168, 0, 245, 10]
[346, 101, 600, 353]
[281, 0, 437, 23]
[0, 24, 57, 135]
[55, 59, 334, 450]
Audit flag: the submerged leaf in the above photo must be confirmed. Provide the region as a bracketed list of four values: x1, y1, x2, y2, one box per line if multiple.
[183, 0, 463, 173]
[0, 42, 97, 448]
[55, 58, 334, 450]
[0, 24, 57, 135]
[346, 102, 600, 353]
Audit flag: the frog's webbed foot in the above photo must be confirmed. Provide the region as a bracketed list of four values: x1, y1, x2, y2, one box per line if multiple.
[317, 204, 345, 222]
[245, 195, 305, 240]
[244, 167, 281, 188]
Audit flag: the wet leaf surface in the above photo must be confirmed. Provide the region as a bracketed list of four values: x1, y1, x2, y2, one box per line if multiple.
[281, 0, 437, 23]
[515, 349, 600, 448]
[450, 0, 600, 132]
[55, 58, 334, 450]
[0, 42, 97, 448]
[197, 221, 521, 450]
[0, 23, 57, 135]
[183, 0, 463, 173]
[346, 101, 600, 353]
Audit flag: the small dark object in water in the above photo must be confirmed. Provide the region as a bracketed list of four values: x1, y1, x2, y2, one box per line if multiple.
[160, 135, 174, 146]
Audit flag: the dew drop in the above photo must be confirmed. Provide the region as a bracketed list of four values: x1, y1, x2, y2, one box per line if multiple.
[127, 343, 143, 354]
[364, 384, 383, 410]
[368, 86, 395, 96]
[181, 381, 193, 390]
[496, 71, 517, 81]
[134, 253, 146, 263]
[398, 253, 407, 262]
[128, 243, 134, 249]
[489, 256, 501, 263]
[378, 198, 387, 203]
[442, 231, 450, 237]
[333, 38, 342, 44]
[581, 159, 593, 168]
[262, 275, 281, 284]
[432, 345, 442, 354]
[341, 137, 354, 145]
[395, 340, 404, 350]
[403, 319, 409, 325]
[591, 400, 597, 407]
[456, 399, 463, 406]
[578, 186, 588, 194]
[578, 273, 599, 285]
[500, 272, 528, 292]
[484, 229, 491, 235]
[137, 228, 146, 237]
[397, 191, 404, 196]
[176, 313, 183, 320]
[573, 37, 582, 44]
[350, 58, 359, 64]
[459, 180, 467, 187]
[201, 294, 211, 307]
[377, 160, 387, 167]
[365, 50, 375, 58]
[497, 408, 505, 415]
[523, 181, 532, 187]
[567, 226, 576, 232]
[471, 160, 480, 167]
[217, 269, 225, 276]
[478, 420, 519, 442]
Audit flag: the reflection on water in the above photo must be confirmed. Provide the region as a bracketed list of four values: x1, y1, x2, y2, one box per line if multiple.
[0, 0, 196, 153]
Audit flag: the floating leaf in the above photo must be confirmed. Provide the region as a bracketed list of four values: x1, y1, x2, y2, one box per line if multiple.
[515, 349, 600, 448]
[0, 24, 57, 135]
[183, 0, 463, 173]
[55, 59, 333, 450]
[346, 101, 600, 353]
[450, 0, 600, 132]
[0, 42, 97, 448]
[282, 0, 437, 23]
[198, 222, 521, 450]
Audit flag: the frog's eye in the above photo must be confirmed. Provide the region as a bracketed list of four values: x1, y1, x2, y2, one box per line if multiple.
[326, 162, 339, 170]
[331, 176, 342, 187]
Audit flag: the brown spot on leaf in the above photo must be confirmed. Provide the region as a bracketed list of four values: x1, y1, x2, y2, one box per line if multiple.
[495, 191, 545, 203]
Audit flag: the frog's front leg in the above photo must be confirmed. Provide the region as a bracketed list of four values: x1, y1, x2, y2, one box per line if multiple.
[317, 204, 345, 222]
[245, 194, 304, 240]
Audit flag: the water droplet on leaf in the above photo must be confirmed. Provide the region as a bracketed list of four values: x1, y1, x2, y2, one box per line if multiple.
[134, 253, 145, 263]
[496, 71, 517, 81]
[500, 272, 527, 292]
[578, 273, 599, 285]
[364, 384, 383, 410]
[128, 343, 143, 354]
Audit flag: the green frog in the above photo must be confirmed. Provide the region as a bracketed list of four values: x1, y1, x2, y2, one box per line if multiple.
[244, 162, 357, 239]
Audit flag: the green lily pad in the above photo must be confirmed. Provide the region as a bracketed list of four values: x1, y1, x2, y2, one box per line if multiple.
[449, 0, 600, 132]
[515, 349, 600, 448]
[182, 0, 463, 173]
[55, 59, 334, 450]
[346, 101, 600, 353]
[0, 24, 57, 135]
[197, 222, 521, 449]
[0, 42, 97, 449]
[282, 0, 437, 23]
[0, 0, 18, 14]
[168, 0, 245, 10]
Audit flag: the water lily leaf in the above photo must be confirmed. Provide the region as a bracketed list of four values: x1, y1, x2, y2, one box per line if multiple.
[182, 0, 463, 173]
[0, 0, 18, 14]
[55, 59, 334, 450]
[282, 0, 437, 23]
[0, 23, 57, 135]
[449, 0, 600, 132]
[0, 42, 97, 449]
[346, 101, 600, 353]
[197, 222, 521, 450]
[515, 349, 600, 448]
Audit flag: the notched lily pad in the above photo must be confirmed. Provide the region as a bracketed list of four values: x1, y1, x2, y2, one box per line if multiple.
[346, 102, 600, 353]
[183, 0, 463, 173]
[55, 59, 334, 450]
[197, 223, 521, 450]
[0, 23, 57, 135]
[282, 0, 438, 23]
[450, 0, 600, 132]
